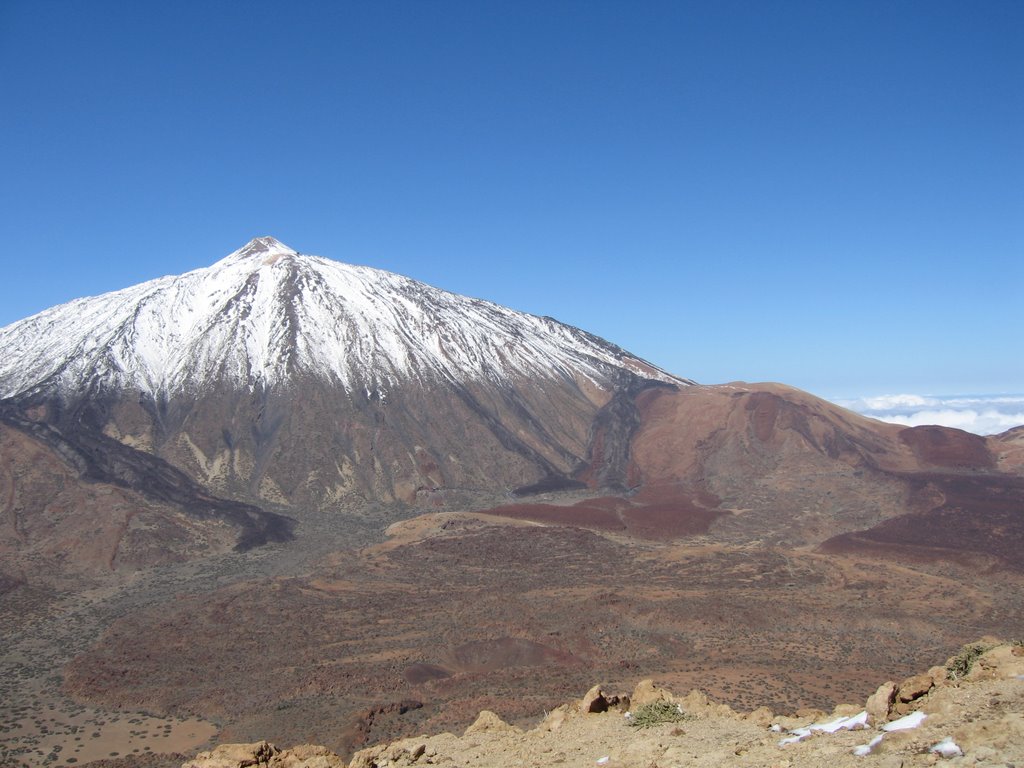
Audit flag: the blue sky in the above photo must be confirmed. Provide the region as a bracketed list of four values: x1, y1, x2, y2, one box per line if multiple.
[1, 1, 1021, 411]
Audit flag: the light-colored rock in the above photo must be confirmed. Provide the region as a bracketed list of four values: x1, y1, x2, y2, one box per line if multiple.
[897, 672, 934, 702]
[831, 702, 863, 717]
[713, 702, 739, 719]
[866, 681, 897, 722]
[794, 707, 826, 721]
[183, 741, 280, 768]
[406, 743, 426, 761]
[967, 644, 1024, 681]
[347, 741, 427, 768]
[581, 683, 610, 713]
[631, 678, 672, 707]
[678, 688, 711, 714]
[345, 744, 386, 768]
[275, 744, 345, 768]
[745, 706, 774, 727]
[464, 710, 521, 735]
[540, 704, 571, 732]
[187, 641, 1024, 768]
[927, 665, 949, 686]
[577, 684, 629, 713]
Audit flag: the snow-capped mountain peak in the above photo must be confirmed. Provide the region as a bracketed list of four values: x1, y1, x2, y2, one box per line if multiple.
[0, 238, 688, 401]
[220, 235, 296, 265]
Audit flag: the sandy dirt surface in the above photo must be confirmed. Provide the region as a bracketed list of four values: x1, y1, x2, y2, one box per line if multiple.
[182, 642, 1024, 768]
[5, 380, 1024, 768]
[0, 505, 389, 768]
[51, 511, 1024, 763]
[3, 709, 215, 766]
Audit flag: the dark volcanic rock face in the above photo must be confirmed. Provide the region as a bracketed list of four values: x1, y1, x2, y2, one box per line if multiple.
[0, 410, 245, 587]
[0, 400, 293, 550]
[59, 370, 627, 511]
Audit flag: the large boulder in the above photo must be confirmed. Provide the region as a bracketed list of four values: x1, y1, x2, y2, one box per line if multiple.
[630, 679, 672, 707]
[181, 741, 346, 768]
[866, 681, 897, 721]
[182, 741, 280, 768]
[275, 745, 345, 768]
[578, 684, 629, 713]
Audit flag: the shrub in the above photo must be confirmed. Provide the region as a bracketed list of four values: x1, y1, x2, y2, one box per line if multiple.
[627, 701, 693, 728]
[946, 643, 994, 680]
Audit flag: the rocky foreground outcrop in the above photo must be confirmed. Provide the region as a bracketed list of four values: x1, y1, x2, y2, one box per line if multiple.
[182, 641, 1024, 768]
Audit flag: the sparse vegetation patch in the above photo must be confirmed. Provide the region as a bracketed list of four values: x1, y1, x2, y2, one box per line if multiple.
[946, 642, 994, 680]
[627, 701, 693, 728]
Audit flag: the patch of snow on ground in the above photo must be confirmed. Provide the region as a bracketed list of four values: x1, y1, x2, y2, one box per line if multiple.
[881, 711, 927, 731]
[930, 737, 962, 757]
[853, 734, 884, 756]
[814, 711, 869, 733]
[778, 710, 868, 745]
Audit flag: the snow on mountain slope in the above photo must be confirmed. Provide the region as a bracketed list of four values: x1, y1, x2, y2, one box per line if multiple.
[0, 237, 688, 400]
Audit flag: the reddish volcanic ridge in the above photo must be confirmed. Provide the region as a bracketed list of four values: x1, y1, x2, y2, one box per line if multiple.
[819, 472, 1024, 571]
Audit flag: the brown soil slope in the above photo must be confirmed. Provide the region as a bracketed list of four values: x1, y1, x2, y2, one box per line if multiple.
[6, 382, 1023, 768]
[622, 383, 1024, 560]
[0, 419, 240, 587]
[64, 514, 1024, 761]
[183, 641, 1024, 768]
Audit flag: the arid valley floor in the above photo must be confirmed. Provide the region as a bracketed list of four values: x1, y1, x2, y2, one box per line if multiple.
[4, 489, 1023, 767]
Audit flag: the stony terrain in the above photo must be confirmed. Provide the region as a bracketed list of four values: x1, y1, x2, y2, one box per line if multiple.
[2, 238, 1023, 768]
[180, 641, 1024, 768]
[4, 388, 1024, 767]
[56, 510, 1024, 762]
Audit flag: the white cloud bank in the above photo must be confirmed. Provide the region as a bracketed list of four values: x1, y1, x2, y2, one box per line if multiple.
[833, 393, 1024, 436]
